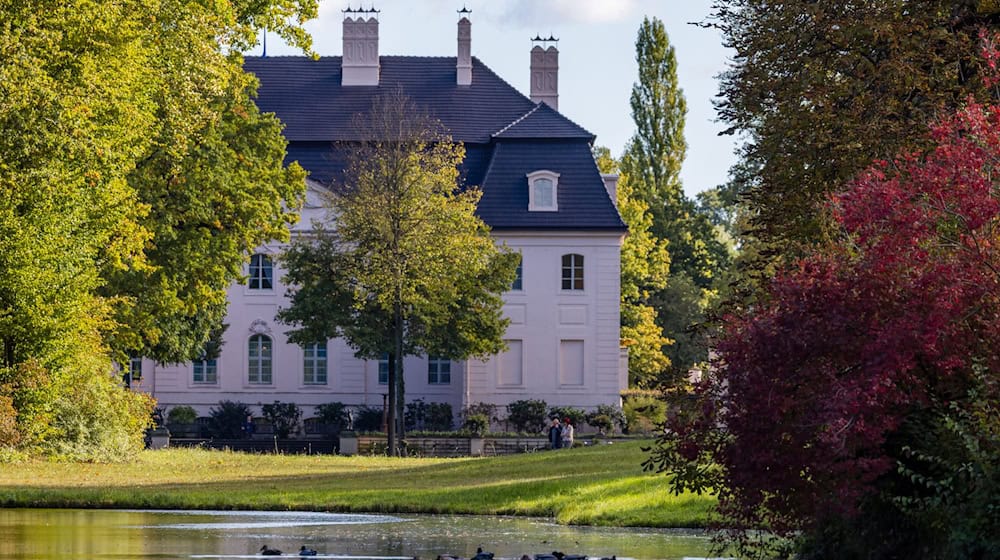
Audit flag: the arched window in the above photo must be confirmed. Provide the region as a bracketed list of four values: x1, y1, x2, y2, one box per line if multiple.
[561, 253, 584, 290]
[527, 170, 560, 211]
[248, 334, 273, 384]
[303, 342, 328, 385]
[248, 254, 273, 290]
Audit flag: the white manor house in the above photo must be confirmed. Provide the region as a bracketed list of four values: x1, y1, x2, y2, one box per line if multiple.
[132, 10, 628, 425]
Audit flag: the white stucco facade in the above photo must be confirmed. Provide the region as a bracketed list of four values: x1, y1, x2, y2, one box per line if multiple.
[136, 187, 626, 420]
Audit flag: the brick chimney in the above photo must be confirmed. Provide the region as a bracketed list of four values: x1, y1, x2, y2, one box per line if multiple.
[342, 8, 379, 86]
[530, 36, 558, 110]
[457, 9, 472, 86]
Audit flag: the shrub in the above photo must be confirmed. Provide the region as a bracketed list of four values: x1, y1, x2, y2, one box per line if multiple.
[621, 388, 665, 401]
[623, 396, 666, 435]
[462, 413, 489, 436]
[461, 402, 499, 425]
[549, 406, 586, 428]
[404, 399, 453, 431]
[261, 401, 302, 438]
[315, 402, 349, 431]
[353, 405, 384, 432]
[0, 360, 55, 450]
[0, 395, 20, 448]
[588, 414, 613, 435]
[505, 399, 547, 433]
[587, 404, 625, 434]
[209, 400, 251, 439]
[167, 405, 197, 425]
[46, 368, 156, 461]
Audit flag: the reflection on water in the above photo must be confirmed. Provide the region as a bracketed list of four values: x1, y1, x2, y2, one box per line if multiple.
[0, 509, 715, 560]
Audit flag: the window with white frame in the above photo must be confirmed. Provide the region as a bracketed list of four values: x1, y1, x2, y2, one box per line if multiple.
[378, 353, 389, 385]
[248, 334, 273, 384]
[427, 357, 451, 385]
[303, 342, 328, 385]
[511, 260, 523, 291]
[193, 353, 218, 384]
[527, 170, 559, 211]
[248, 253, 273, 290]
[128, 355, 143, 382]
[561, 253, 584, 290]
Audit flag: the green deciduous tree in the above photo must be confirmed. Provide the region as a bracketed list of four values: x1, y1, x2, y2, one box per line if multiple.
[0, 0, 315, 459]
[709, 0, 1000, 258]
[595, 147, 670, 387]
[279, 90, 518, 455]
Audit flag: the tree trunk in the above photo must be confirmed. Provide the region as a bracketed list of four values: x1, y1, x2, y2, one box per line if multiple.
[393, 298, 405, 456]
[386, 349, 397, 457]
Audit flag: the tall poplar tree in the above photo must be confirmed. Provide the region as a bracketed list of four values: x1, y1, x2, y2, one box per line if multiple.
[622, 17, 731, 381]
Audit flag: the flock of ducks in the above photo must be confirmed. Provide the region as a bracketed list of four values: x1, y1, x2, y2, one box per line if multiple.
[257, 545, 615, 560]
[258, 545, 317, 556]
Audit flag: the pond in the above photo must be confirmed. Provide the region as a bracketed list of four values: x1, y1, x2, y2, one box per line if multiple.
[0, 509, 720, 560]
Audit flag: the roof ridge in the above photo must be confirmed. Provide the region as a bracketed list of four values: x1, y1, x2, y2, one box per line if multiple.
[536, 102, 595, 141]
[492, 104, 542, 138]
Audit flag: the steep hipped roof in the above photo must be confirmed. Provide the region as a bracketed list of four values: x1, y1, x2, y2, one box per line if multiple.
[247, 56, 594, 144]
[493, 102, 594, 141]
[245, 55, 624, 232]
[478, 140, 624, 230]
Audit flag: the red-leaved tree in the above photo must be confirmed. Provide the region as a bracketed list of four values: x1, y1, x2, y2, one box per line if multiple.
[649, 36, 1000, 559]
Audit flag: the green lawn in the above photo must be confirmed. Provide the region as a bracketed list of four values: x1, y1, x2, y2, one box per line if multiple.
[0, 440, 714, 528]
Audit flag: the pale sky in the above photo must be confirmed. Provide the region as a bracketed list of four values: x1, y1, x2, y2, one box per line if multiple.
[261, 0, 738, 196]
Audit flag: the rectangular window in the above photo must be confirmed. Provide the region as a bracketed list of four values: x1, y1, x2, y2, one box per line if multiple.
[303, 342, 328, 385]
[561, 253, 584, 290]
[249, 253, 273, 290]
[378, 353, 389, 385]
[193, 357, 218, 384]
[129, 355, 143, 382]
[511, 262, 523, 291]
[559, 339, 585, 385]
[249, 335, 272, 384]
[498, 340, 523, 386]
[533, 178, 554, 207]
[428, 357, 451, 385]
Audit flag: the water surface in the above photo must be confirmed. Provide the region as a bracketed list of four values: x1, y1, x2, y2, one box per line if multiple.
[0, 509, 716, 560]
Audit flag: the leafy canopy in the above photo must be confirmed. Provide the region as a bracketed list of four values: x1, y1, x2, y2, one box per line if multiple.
[650, 79, 1000, 559]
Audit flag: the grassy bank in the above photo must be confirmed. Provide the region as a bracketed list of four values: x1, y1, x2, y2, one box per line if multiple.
[0, 440, 714, 528]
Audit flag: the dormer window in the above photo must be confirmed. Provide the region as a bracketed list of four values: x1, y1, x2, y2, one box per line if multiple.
[527, 170, 560, 212]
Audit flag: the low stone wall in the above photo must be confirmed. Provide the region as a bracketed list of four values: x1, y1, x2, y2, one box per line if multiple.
[345, 434, 550, 457]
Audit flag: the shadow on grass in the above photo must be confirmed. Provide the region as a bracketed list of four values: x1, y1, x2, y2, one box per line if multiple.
[0, 442, 714, 528]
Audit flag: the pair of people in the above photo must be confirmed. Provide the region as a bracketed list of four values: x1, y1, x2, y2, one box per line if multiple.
[547, 417, 574, 449]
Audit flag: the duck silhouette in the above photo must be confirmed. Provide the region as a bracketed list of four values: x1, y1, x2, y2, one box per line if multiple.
[472, 547, 494, 560]
[260, 544, 283, 556]
[299, 545, 318, 556]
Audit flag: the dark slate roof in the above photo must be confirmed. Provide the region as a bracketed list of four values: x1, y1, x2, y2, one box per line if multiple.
[246, 56, 597, 144]
[493, 102, 594, 141]
[478, 140, 626, 231]
[246, 55, 623, 232]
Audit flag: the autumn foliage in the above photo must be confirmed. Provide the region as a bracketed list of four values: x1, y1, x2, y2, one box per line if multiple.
[651, 45, 1000, 558]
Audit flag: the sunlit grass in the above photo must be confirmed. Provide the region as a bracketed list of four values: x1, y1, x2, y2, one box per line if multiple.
[0, 440, 715, 527]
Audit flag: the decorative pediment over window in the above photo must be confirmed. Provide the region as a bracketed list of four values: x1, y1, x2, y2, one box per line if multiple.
[527, 169, 560, 212]
[249, 318, 272, 334]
